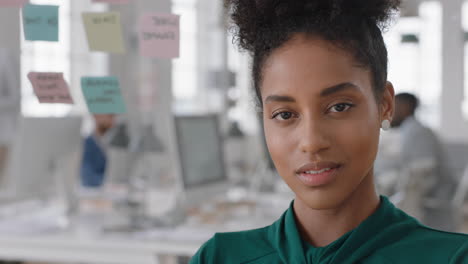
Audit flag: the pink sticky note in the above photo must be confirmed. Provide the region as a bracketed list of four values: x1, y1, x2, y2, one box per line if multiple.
[92, 0, 129, 4]
[139, 13, 180, 59]
[27, 72, 74, 104]
[0, 0, 28, 7]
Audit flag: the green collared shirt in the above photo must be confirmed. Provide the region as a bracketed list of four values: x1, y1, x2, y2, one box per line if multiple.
[190, 196, 467, 263]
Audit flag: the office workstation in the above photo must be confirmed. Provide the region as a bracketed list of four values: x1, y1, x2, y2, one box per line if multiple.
[0, 0, 467, 263]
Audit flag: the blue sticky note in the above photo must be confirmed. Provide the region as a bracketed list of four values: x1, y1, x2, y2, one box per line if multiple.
[81, 76, 126, 114]
[22, 4, 59, 42]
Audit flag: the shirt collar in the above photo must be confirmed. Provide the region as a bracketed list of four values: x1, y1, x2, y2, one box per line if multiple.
[267, 196, 420, 264]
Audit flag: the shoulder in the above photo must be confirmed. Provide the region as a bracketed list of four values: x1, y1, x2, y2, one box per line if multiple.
[402, 118, 436, 139]
[374, 225, 468, 263]
[84, 135, 97, 146]
[84, 135, 103, 151]
[405, 225, 467, 246]
[189, 226, 277, 264]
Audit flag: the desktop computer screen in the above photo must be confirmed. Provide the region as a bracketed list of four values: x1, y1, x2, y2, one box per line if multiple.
[2, 116, 82, 201]
[174, 114, 229, 206]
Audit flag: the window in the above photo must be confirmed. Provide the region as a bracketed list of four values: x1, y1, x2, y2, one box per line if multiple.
[21, 0, 71, 117]
[21, 0, 108, 118]
[172, 0, 197, 104]
[462, 1, 468, 119]
[385, 1, 442, 129]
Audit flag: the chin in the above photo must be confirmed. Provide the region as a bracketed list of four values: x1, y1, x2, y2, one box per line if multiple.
[295, 172, 375, 211]
[295, 187, 351, 210]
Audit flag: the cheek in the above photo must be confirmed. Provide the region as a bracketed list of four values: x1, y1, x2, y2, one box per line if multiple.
[264, 121, 295, 170]
[264, 121, 281, 158]
[338, 109, 380, 169]
[346, 124, 378, 158]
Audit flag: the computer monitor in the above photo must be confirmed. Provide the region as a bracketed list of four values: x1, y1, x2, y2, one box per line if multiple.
[2, 116, 82, 201]
[174, 114, 229, 207]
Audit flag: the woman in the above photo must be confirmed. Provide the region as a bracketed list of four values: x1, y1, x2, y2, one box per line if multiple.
[190, 0, 468, 263]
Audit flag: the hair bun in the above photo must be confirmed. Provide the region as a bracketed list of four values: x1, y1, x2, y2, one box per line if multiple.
[227, 0, 401, 52]
[338, 0, 401, 27]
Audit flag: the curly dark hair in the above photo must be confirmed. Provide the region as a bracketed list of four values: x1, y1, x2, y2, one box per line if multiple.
[226, 0, 401, 109]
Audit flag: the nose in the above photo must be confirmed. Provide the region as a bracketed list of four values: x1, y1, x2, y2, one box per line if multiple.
[298, 117, 330, 154]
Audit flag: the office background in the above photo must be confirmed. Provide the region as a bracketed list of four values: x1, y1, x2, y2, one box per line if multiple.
[0, 0, 467, 263]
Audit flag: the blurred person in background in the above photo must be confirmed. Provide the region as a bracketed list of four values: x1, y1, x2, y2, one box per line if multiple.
[0, 48, 20, 186]
[80, 114, 115, 188]
[390, 92, 456, 231]
[0, 49, 21, 264]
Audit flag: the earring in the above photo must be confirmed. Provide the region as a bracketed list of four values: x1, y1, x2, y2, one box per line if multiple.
[381, 119, 390, 131]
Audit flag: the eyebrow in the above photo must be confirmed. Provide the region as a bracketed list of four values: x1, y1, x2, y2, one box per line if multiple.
[264, 82, 361, 104]
[264, 95, 296, 104]
[320, 82, 361, 97]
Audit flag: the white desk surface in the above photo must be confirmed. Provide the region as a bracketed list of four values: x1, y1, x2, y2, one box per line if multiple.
[0, 227, 203, 264]
[0, 192, 291, 264]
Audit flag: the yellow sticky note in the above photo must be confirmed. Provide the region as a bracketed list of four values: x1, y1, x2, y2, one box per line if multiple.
[82, 12, 125, 54]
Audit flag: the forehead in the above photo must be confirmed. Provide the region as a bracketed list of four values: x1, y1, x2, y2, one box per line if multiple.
[260, 35, 372, 98]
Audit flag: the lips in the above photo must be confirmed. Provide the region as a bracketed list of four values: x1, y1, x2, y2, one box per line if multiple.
[295, 161, 341, 187]
[296, 161, 341, 174]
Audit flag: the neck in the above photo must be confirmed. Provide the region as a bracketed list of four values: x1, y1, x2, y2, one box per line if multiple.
[293, 172, 380, 247]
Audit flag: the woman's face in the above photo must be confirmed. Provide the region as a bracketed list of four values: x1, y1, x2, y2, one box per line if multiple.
[261, 35, 393, 209]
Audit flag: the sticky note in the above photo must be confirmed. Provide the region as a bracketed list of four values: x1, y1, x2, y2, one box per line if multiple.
[81, 76, 126, 114]
[82, 12, 125, 54]
[0, 0, 28, 7]
[22, 4, 59, 42]
[139, 13, 180, 58]
[92, 0, 129, 4]
[27, 72, 73, 104]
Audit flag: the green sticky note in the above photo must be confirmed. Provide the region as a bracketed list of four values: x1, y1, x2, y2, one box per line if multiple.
[82, 12, 125, 53]
[22, 4, 59, 42]
[81, 76, 126, 114]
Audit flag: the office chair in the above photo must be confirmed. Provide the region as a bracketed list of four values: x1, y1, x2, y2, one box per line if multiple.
[390, 158, 436, 221]
[453, 163, 468, 208]
[452, 163, 468, 230]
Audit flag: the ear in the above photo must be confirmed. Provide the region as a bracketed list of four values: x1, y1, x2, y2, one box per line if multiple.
[380, 81, 395, 122]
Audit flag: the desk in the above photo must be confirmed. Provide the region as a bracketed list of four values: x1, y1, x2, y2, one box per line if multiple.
[0, 231, 200, 264]
[0, 192, 291, 264]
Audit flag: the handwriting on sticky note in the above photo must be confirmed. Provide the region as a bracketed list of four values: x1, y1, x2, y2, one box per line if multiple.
[81, 76, 126, 114]
[92, 0, 129, 4]
[22, 4, 59, 42]
[139, 13, 180, 58]
[82, 12, 125, 54]
[27, 72, 73, 104]
[0, 0, 27, 7]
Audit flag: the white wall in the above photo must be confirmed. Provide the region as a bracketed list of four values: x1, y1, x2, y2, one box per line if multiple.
[0, 7, 21, 116]
[440, 0, 468, 143]
[0, 7, 21, 146]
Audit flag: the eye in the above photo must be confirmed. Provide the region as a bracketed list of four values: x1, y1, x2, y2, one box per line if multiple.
[272, 111, 295, 121]
[329, 103, 354, 113]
